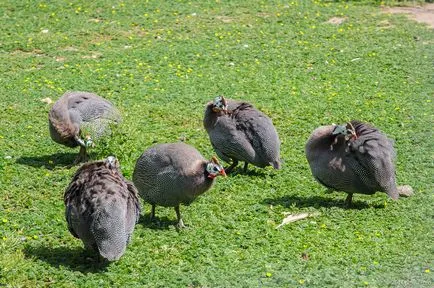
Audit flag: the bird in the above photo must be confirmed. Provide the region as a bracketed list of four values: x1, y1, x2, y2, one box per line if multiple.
[305, 120, 413, 206]
[64, 156, 141, 261]
[48, 91, 121, 164]
[132, 142, 226, 228]
[203, 95, 281, 174]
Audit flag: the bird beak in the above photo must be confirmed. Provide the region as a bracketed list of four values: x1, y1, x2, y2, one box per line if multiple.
[349, 130, 358, 140]
[220, 169, 227, 177]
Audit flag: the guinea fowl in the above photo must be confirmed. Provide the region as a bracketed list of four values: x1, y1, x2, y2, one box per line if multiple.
[305, 120, 413, 205]
[49, 91, 121, 164]
[64, 156, 141, 261]
[132, 142, 226, 228]
[203, 96, 281, 174]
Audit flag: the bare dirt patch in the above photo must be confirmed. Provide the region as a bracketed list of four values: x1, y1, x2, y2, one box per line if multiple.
[215, 15, 236, 23]
[10, 48, 44, 56]
[326, 17, 347, 25]
[381, 3, 434, 28]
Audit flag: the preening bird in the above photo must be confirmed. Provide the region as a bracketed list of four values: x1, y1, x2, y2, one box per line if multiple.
[203, 96, 281, 174]
[49, 91, 121, 164]
[64, 156, 141, 261]
[132, 142, 226, 228]
[305, 120, 413, 205]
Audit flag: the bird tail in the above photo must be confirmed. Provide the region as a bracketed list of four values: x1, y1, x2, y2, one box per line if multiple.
[91, 201, 128, 261]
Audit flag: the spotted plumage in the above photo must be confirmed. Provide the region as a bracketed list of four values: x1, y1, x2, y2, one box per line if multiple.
[49, 91, 121, 163]
[203, 96, 281, 173]
[305, 120, 413, 205]
[132, 142, 226, 228]
[64, 156, 141, 261]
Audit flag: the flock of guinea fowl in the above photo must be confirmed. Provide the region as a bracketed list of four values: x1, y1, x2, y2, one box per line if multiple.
[48, 91, 413, 261]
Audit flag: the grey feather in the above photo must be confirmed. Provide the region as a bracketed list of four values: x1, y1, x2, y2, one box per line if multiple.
[305, 120, 413, 204]
[49, 91, 121, 163]
[64, 156, 141, 261]
[203, 97, 281, 173]
[132, 142, 225, 228]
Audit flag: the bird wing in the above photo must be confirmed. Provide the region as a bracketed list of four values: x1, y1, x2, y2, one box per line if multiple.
[209, 116, 256, 162]
[233, 106, 280, 165]
[64, 173, 85, 239]
[347, 123, 398, 198]
[65, 205, 80, 238]
[125, 180, 141, 224]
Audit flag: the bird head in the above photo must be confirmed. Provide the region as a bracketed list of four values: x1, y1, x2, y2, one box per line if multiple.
[212, 96, 228, 113]
[206, 156, 226, 179]
[105, 156, 119, 170]
[332, 122, 358, 141]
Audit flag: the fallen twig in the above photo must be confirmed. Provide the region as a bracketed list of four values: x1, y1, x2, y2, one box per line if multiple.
[276, 212, 320, 229]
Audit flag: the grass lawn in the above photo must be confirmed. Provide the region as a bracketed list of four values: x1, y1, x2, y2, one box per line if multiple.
[0, 0, 433, 287]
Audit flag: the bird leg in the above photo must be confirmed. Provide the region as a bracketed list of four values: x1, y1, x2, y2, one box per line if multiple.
[224, 160, 239, 174]
[72, 146, 89, 165]
[150, 204, 156, 221]
[174, 205, 186, 229]
[243, 162, 249, 173]
[78, 146, 89, 161]
[344, 193, 353, 207]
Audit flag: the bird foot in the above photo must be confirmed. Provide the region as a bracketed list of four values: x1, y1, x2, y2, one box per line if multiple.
[224, 166, 234, 174]
[176, 219, 186, 230]
[243, 162, 249, 173]
[224, 160, 239, 174]
[70, 154, 89, 166]
[69, 146, 89, 166]
[149, 215, 157, 223]
[344, 193, 353, 207]
[66, 155, 87, 168]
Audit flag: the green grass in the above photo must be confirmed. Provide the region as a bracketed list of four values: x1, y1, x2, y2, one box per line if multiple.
[0, 0, 433, 287]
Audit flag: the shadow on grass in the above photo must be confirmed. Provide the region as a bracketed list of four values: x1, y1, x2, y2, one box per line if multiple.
[23, 245, 109, 273]
[16, 153, 78, 169]
[262, 194, 385, 210]
[226, 166, 270, 178]
[138, 213, 178, 230]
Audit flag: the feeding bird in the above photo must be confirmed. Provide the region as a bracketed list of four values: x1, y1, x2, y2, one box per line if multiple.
[48, 91, 121, 164]
[64, 156, 141, 261]
[203, 95, 281, 174]
[132, 142, 226, 228]
[305, 120, 413, 205]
